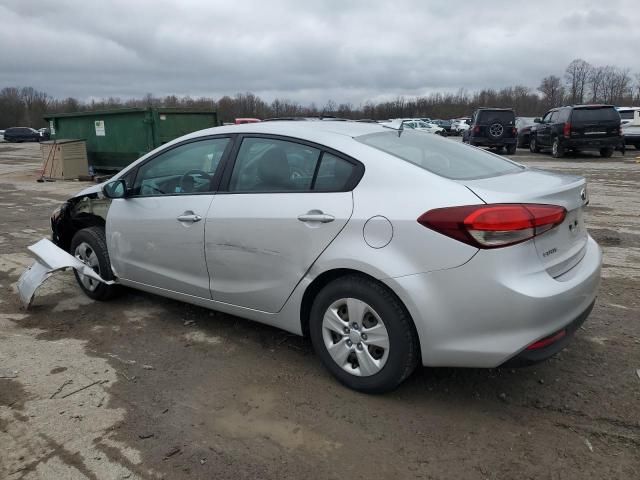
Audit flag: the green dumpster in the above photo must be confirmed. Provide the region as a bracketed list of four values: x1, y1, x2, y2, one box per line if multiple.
[44, 108, 218, 171]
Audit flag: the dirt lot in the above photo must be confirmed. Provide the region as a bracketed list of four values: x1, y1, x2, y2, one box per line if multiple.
[1, 141, 639, 479]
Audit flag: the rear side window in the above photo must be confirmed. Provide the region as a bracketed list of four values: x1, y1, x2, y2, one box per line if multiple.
[477, 111, 515, 125]
[229, 138, 321, 192]
[357, 131, 523, 180]
[314, 153, 355, 191]
[571, 107, 620, 122]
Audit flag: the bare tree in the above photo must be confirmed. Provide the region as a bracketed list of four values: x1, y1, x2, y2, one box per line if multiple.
[565, 59, 591, 104]
[588, 67, 606, 103]
[538, 75, 565, 108]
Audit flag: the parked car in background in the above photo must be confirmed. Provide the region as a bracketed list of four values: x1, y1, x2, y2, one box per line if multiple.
[38, 128, 51, 140]
[529, 105, 621, 158]
[621, 110, 640, 150]
[30, 120, 601, 393]
[235, 118, 261, 124]
[515, 117, 537, 148]
[451, 118, 470, 135]
[431, 119, 452, 134]
[616, 107, 640, 126]
[462, 108, 517, 154]
[0, 130, 4, 142]
[3, 127, 42, 143]
[382, 119, 446, 135]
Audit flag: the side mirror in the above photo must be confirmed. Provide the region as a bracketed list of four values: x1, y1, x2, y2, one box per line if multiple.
[533, 118, 542, 123]
[103, 179, 127, 199]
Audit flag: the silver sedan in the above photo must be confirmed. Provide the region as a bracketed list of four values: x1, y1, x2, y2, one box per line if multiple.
[39, 120, 601, 392]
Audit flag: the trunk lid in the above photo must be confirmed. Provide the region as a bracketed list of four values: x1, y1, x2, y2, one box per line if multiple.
[463, 169, 588, 277]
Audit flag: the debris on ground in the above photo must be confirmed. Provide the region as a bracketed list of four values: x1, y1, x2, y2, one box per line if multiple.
[584, 438, 594, 452]
[49, 379, 73, 399]
[138, 433, 154, 439]
[163, 446, 181, 460]
[60, 379, 106, 399]
[0, 368, 18, 378]
[183, 320, 196, 327]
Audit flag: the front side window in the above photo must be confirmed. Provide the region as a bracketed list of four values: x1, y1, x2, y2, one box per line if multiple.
[133, 137, 229, 196]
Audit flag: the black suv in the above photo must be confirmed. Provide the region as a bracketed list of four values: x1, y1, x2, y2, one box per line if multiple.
[529, 105, 621, 158]
[3, 127, 42, 143]
[462, 108, 517, 154]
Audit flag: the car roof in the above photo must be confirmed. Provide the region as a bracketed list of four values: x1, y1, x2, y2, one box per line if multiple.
[188, 120, 389, 144]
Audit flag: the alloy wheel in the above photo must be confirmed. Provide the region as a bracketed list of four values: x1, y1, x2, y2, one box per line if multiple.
[74, 242, 101, 292]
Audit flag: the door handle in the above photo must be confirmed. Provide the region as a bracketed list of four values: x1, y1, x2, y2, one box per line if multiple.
[177, 213, 202, 223]
[297, 212, 335, 223]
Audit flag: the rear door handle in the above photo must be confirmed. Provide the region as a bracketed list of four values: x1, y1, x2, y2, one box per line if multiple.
[177, 213, 202, 223]
[297, 212, 335, 223]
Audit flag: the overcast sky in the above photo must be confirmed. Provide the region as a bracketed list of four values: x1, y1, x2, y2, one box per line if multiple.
[1, 0, 638, 104]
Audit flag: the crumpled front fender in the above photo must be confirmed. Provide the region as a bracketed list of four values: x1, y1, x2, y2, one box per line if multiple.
[17, 238, 115, 309]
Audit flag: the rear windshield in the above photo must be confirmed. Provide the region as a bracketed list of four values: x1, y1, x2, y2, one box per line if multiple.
[477, 111, 515, 124]
[356, 130, 523, 180]
[571, 107, 620, 122]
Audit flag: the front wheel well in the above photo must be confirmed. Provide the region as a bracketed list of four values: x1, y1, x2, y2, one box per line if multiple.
[299, 269, 420, 350]
[54, 210, 106, 253]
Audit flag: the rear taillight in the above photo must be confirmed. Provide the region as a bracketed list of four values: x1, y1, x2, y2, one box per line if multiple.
[512, 127, 517, 135]
[563, 122, 571, 138]
[473, 126, 480, 133]
[417, 204, 567, 249]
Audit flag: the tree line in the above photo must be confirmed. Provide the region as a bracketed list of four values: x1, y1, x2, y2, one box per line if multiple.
[1, 59, 639, 129]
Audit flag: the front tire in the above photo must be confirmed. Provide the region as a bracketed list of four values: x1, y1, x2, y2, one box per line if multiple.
[309, 275, 419, 393]
[70, 227, 120, 301]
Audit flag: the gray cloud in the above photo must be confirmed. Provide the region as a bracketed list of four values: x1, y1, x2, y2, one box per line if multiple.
[0, 0, 638, 104]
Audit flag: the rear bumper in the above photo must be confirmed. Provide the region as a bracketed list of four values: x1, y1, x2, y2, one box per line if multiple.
[623, 133, 640, 144]
[384, 235, 602, 368]
[470, 137, 517, 146]
[561, 137, 621, 150]
[500, 300, 594, 367]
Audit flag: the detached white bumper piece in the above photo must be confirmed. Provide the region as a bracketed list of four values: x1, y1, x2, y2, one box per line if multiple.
[17, 238, 115, 309]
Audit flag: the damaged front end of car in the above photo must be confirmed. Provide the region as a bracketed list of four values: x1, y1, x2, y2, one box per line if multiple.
[17, 238, 116, 309]
[18, 185, 116, 309]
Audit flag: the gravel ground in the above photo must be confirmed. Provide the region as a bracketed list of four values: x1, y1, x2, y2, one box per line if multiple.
[1, 141, 639, 479]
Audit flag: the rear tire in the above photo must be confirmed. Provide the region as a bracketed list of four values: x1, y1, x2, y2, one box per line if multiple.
[70, 227, 120, 301]
[505, 144, 517, 155]
[309, 275, 419, 393]
[551, 137, 564, 158]
[599, 147, 614, 158]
